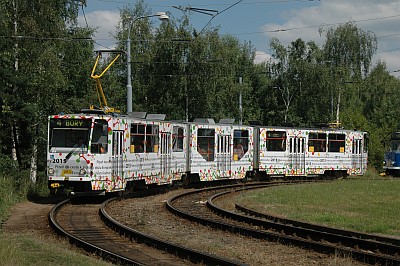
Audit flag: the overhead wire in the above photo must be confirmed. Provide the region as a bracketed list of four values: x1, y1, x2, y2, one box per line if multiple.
[3, 10, 400, 43]
[233, 14, 400, 36]
[3, 1, 400, 55]
[197, 0, 244, 35]
[94, 0, 318, 8]
[81, 3, 89, 28]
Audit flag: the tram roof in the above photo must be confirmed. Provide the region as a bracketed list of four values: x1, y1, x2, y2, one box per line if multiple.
[49, 112, 365, 133]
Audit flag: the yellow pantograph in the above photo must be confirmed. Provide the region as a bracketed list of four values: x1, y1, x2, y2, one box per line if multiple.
[90, 50, 122, 113]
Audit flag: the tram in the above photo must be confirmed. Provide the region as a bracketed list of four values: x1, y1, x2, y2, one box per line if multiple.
[383, 131, 400, 176]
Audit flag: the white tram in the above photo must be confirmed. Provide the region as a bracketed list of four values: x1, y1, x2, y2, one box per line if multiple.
[47, 112, 187, 194]
[255, 127, 368, 178]
[47, 112, 254, 194]
[47, 111, 368, 194]
[186, 118, 254, 183]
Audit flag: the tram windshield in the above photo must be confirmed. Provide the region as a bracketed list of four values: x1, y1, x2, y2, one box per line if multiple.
[391, 140, 400, 151]
[49, 118, 91, 152]
[390, 132, 400, 151]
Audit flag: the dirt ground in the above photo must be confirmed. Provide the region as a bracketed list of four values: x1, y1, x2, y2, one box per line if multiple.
[2, 197, 365, 265]
[2, 200, 55, 235]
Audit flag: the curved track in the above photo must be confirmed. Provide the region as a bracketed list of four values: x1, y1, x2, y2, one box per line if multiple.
[49, 194, 243, 265]
[49, 197, 189, 265]
[166, 181, 400, 265]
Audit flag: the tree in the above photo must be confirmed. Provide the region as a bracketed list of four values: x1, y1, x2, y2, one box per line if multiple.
[0, 0, 94, 181]
[267, 38, 330, 126]
[320, 21, 377, 125]
[114, 2, 258, 123]
[321, 21, 377, 79]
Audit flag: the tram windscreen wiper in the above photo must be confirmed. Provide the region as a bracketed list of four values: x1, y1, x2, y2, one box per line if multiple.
[65, 148, 76, 161]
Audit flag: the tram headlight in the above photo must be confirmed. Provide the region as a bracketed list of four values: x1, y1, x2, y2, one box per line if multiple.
[79, 168, 87, 175]
[48, 168, 55, 175]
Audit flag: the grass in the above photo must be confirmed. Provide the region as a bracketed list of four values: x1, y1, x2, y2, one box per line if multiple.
[0, 172, 111, 265]
[0, 232, 111, 266]
[236, 171, 400, 236]
[1, 167, 399, 264]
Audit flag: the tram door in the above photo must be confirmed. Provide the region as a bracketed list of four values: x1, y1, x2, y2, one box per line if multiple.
[160, 132, 171, 181]
[352, 138, 363, 174]
[288, 137, 305, 175]
[217, 135, 231, 178]
[112, 131, 124, 181]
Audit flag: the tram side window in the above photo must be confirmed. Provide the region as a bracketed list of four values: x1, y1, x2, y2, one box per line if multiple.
[233, 130, 249, 160]
[352, 140, 358, 154]
[91, 119, 108, 153]
[130, 124, 159, 153]
[308, 133, 326, 152]
[130, 124, 145, 153]
[198, 128, 215, 161]
[266, 131, 286, 151]
[146, 124, 159, 153]
[328, 133, 345, 153]
[172, 126, 184, 152]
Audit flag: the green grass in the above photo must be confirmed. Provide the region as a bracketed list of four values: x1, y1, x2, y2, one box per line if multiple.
[2, 167, 399, 264]
[237, 174, 400, 236]
[0, 172, 111, 265]
[0, 232, 111, 266]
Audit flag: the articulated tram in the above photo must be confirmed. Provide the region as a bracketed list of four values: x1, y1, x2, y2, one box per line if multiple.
[47, 111, 368, 194]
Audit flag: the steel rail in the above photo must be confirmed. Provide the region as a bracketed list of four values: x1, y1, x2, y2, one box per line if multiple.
[48, 198, 144, 265]
[100, 196, 245, 266]
[166, 183, 400, 265]
[235, 203, 400, 246]
[208, 185, 400, 265]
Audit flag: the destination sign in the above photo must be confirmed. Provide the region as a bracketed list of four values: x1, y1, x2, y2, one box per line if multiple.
[51, 118, 92, 128]
[267, 131, 286, 138]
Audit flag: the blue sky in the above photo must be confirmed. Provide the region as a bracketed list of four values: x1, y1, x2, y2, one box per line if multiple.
[78, 0, 400, 76]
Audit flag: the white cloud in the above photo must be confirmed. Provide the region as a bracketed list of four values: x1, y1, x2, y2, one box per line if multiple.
[78, 10, 120, 50]
[81, 2, 400, 77]
[376, 51, 400, 78]
[257, 0, 400, 76]
[254, 51, 271, 64]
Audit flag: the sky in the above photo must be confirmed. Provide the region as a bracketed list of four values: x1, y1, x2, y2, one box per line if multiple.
[77, 0, 400, 77]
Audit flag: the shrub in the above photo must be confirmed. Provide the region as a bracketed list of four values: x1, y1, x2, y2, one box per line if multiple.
[0, 154, 18, 177]
[0, 159, 48, 224]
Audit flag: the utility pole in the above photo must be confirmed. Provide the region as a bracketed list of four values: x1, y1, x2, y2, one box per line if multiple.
[126, 29, 132, 113]
[239, 77, 243, 125]
[126, 12, 168, 113]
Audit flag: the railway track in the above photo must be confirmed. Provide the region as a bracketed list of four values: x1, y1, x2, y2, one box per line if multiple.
[48, 193, 243, 265]
[166, 181, 400, 265]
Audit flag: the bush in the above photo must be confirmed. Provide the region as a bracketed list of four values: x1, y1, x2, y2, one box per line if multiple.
[0, 154, 18, 177]
[0, 176, 20, 224]
[0, 164, 49, 224]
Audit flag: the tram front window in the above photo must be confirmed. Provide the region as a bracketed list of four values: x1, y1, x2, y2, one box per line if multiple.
[391, 141, 400, 151]
[49, 118, 91, 152]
